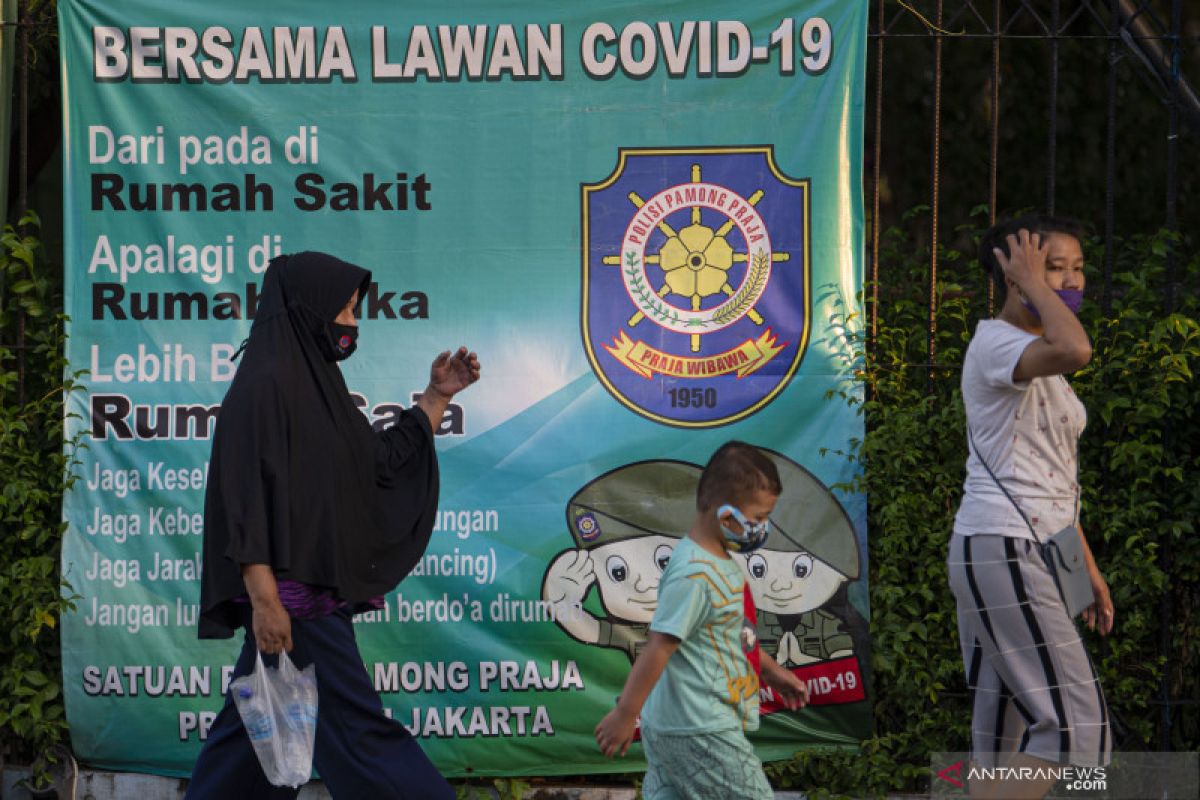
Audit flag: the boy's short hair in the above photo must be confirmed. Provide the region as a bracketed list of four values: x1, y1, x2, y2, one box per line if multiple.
[978, 213, 1087, 300]
[696, 441, 782, 512]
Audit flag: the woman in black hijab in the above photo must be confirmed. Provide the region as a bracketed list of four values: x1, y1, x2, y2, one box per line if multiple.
[186, 252, 478, 799]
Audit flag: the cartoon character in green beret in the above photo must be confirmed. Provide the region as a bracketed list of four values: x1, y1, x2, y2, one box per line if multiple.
[542, 460, 699, 662]
[741, 449, 862, 666]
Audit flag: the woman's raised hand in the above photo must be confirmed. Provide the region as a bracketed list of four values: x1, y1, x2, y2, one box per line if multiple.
[428, 347, 481, 399]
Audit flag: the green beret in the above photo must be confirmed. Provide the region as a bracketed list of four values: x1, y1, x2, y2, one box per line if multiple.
[566, 460, 700, 549]
[760, 448, 861, 579]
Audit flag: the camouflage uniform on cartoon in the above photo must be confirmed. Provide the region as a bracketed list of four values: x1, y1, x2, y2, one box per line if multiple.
[740, 450, 862, 667]
[755, 609, 854, 663]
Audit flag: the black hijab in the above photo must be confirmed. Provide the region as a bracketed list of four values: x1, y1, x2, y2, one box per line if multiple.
[199, 252, 438, 638]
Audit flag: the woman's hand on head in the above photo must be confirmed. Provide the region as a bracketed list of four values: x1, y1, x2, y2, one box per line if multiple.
[995, 229, 1049, 292]
[428, 347, 481, 400]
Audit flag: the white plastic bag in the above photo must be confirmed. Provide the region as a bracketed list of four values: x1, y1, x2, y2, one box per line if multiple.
[231, 650, 318, 787]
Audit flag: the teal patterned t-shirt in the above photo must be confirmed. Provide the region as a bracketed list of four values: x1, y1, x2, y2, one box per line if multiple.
[642, 536, 760, 734]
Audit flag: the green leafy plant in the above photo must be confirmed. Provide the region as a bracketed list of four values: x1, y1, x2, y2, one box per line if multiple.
[0, 210, 83, 781]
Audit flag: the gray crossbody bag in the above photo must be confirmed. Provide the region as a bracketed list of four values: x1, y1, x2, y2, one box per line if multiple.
[967, 427, 1094, 618]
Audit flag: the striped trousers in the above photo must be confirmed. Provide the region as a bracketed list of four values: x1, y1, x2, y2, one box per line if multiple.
[947, 533, 1111, 767]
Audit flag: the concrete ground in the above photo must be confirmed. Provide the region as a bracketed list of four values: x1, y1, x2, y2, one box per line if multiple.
[3, 768, 833, 800]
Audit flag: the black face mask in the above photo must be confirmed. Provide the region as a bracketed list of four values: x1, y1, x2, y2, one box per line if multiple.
[318, 322, 359, 361]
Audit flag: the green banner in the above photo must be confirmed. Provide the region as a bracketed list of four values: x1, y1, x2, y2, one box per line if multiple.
[59, 0, 869, 777]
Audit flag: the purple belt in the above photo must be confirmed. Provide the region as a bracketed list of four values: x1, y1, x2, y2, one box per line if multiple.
[235, 580, 385, 619]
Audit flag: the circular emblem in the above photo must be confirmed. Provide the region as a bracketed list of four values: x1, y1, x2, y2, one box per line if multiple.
[575, 512, 601, 542]
[620, 181, 773, 335]
[338, 334, 353, 348]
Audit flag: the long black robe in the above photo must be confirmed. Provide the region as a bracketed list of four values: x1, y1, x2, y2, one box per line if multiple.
[199, 252, 438, 639]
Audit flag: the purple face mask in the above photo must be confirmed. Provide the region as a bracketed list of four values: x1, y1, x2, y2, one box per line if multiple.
[1023, 289, 1084, 318]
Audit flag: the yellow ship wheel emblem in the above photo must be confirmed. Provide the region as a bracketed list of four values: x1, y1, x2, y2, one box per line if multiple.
[604, 164, 790, 352]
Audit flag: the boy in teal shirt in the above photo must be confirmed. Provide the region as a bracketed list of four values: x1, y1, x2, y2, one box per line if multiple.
[595, 441, 809, 799]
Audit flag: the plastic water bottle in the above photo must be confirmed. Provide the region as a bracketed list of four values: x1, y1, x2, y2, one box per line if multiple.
[237, 686, 275, 743]
[280, 676, 316, 778]
[284, 691, 317, 732]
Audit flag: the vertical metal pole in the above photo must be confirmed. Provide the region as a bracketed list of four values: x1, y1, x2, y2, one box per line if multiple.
[987, 0, 1001, 316]
[15, 0, 24, 218]
[928, 0, 944, 393]
[1163, 0, 1179, 314]
[15, 0, 27, 406]
[1157, 0, 1182, 752]
[1046, 0, 1060, 215]
[870, 0, 885, 374]
[1096, 0, 1122, 690]
[1103, 0, 1118, 318]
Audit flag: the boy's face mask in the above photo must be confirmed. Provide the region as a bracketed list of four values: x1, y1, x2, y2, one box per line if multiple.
[717, 504, 770, 553]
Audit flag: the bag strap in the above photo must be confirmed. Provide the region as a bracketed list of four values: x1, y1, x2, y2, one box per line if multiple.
[967, 419, 1082, 540]
[966, 425, 1042, 544]
[278, 649, 298, 678]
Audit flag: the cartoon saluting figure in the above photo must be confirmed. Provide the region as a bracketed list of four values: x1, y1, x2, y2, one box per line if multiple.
[542, 461, 699, 662]
[741, 450, 863, 667]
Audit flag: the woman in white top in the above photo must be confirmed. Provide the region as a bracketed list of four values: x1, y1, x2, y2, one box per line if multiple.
[947, 216, 1114, 799]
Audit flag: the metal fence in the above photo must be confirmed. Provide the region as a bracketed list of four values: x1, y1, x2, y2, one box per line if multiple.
[868, 0, 1196, 344]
